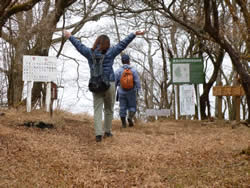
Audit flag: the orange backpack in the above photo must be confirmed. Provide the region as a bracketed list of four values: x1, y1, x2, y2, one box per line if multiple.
[120, 68, 134, 90]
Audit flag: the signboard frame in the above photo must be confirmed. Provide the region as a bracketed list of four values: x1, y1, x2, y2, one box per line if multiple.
[171, 58, 205, 84]
[22, 55, 58, 113]
[23, 55, 57, 82]
[171, 58, 204, 120]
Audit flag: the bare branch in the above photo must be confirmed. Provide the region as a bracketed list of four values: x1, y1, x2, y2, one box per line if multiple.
[0, 0, 42, 36]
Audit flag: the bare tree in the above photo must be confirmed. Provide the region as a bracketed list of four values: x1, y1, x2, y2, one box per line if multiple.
[203, 0, 250, 121]
[0, 0, 42, 37]
[1, 0, 78, 107]
[0, 0, 115, 108]
[138, 0, 250, 121]
[1, 0, 248, 120]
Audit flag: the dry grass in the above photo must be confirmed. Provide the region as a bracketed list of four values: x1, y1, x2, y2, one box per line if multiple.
[0, 109, 249, 187]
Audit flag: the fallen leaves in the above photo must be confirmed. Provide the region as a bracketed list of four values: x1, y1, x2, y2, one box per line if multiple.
[0, 110, 249, 187]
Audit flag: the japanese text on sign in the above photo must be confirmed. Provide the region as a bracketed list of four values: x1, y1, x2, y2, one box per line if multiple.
[23, 55, 57, 82]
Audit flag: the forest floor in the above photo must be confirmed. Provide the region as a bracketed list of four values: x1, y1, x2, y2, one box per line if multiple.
[0, 109, 249, 188]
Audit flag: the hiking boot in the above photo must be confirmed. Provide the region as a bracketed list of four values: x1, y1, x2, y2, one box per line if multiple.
[128, 111, 135, 119]
[103, 132, 113, 138]
[127, 118, 134, 127]
[121, 117, 127, 128]
[96, 135, 102, 142]
[128, 111, 135, 127]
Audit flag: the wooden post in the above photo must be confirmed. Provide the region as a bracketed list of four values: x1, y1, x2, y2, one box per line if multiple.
[218, 96, 223, 120]
[236, 96, 240, 122]
[213, 84, 244, 121]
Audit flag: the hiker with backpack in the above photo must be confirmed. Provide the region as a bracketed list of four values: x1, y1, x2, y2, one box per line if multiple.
[115, 54, 141, 128]
[64, 30, 144, 142]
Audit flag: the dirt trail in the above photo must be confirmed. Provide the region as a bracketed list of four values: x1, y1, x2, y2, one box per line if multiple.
[0, 110, 249, 187]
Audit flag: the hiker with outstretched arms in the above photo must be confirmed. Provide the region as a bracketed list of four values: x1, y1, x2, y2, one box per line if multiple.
[64, 30, 144, 142]
[115, 54, 141, 128]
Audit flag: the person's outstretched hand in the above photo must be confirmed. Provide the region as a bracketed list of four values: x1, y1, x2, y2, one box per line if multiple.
[64, 30, 72, 39]
[135, 31, 145, 35]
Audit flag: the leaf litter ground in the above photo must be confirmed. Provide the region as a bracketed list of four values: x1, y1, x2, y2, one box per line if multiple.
[0, 109, 249, 187]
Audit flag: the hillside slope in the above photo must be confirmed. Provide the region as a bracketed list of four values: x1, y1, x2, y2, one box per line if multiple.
[0, 109, 249, 187]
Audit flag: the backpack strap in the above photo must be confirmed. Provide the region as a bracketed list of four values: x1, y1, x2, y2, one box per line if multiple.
[91, 53, 105, 65]
[122, 64, 131, 69]
[91, 52, 105, 76]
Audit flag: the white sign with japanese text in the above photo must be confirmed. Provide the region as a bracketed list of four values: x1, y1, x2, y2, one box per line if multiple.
[23, 55, 57, 82]
[180, 84, 195, 115]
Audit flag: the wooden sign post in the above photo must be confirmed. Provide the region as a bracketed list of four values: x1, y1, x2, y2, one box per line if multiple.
[213, 86, 245, 121]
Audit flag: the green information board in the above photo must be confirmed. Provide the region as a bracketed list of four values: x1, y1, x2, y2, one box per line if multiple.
[171, 58, 205, 84]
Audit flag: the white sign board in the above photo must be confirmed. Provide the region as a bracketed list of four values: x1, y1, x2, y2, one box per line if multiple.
[172, 64, 190, 83]
[23, 55, 57, 82]
[146, 109, 171, 117]
[180, 85, 195, 115]
[145, 109, 157, 116]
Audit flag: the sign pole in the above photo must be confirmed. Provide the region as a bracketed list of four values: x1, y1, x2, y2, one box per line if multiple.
[175, 85, 179, 120]
[196, 84, 201, 120]
[26, 81, 33, 112]
[46, 82, 51, 112]
[218, 96, 223, 119]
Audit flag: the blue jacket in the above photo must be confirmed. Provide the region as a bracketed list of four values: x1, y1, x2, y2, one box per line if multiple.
[68, 33, 136, 81]
[115, 64, 141, 94]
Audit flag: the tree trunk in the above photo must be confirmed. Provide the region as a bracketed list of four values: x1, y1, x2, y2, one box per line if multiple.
[200, 48, 224, 119]
[7, 39, 29, 107]
[7, 61, 23, 107]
